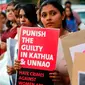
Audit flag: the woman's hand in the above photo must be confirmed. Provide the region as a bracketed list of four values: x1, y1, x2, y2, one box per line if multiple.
[0, 42, 7, 50]
[49, 70, 62, 82]
[14, 60, 21, 70]
[7, 66, 16, 75]
[49, 70, 70, 85]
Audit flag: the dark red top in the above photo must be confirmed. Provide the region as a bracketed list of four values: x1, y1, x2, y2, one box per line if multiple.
[0, 26, 17, 55]
[1, 27, 17, 42]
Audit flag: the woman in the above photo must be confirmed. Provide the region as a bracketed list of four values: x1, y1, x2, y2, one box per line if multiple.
[65, 7, 78, 32]
[0, 13, 4, 35]
[0, 13, 3, 46]
[39, 0, 70, 85]
[19, 4, 37, 27]
[0, 1, 19, 55]
[7, 3, 38, 76]
[1, 1, 18, 42]
[0, 12, 7, 31]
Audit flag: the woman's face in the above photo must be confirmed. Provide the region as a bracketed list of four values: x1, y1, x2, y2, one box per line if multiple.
[0, 14, 6, 24]
[19, 9, 32, 27]
[65, 8, 71, 17]
[40, 4, 64, 28]
[0, 15, 3, 30]
[6, 5, 16, 21]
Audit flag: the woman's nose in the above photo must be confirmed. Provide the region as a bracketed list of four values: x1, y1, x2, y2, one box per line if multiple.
[46, 15, 52, 21]
[21, 17, 25, 21]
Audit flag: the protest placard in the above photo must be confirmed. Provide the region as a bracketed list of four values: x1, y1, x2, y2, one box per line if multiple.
[61, 30, 85, 80]
[16, 68, 54, 85]
[7, 38, 17, 85]
[72, 53, 85, 85]
[16, 27, 60, 85]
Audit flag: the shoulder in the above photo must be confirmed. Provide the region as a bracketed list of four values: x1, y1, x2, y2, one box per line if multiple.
[60, 30, 69, 38]
[72, 11, 78, 15]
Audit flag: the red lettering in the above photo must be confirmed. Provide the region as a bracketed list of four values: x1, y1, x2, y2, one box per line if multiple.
[19, 71, 29, 76]
[36, 83, 43, 85]
[18, 82, 35, 85]
[19, 76, 36, 81]
[30, 72, 44, 77]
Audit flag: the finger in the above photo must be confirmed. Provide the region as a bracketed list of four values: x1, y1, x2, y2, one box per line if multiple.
[15, 60, 21, 63]
[7, 69, 12, 75]
[14, 63, 21, 68]
[49, 72, 58, 75]
[7, 66, 13, 71]
[7, 72, 12, 75]
[14, 62, 21, 66]
[14, 65, 21, 70]
[49, 75, 61, 78]
[14, 65, 21, 69]
[52, 79, 61, 82]
[7, 66, 13, 69]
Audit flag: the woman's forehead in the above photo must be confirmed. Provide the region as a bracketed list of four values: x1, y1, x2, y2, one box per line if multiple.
[19, 9, 25, 14]
[7, 5, 14, 9]
[41, 4, 58, 12]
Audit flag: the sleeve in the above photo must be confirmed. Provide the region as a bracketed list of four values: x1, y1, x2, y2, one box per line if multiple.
[73, 11, 81, 25]
[56, 38, 68, 75]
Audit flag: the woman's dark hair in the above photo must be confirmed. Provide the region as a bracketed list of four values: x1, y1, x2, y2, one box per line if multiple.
[7, 1, 19, 8]
[39, 0, 64, 15]
[20, 4, 37, 24]
[0, 12, 6, 18]
[14, 3, 21, 10]
[65, 1, 71, 6]
[65, 7, 74, 20]
[6, 20, 12, 31]
[39, 0, 46, 6]
[39, 0, 66, 28]
[37, 0, 61, 8]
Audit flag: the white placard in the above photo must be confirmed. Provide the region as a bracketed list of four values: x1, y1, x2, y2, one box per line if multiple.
[69, 43, 85, 62]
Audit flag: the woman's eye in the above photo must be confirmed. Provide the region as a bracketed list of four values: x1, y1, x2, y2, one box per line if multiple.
[50, 11, 57, 16]
[41, 13, 47, 18]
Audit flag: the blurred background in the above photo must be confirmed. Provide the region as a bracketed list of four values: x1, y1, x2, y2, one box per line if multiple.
[0, 0, 85, 23]
[0, 0, 85, 4]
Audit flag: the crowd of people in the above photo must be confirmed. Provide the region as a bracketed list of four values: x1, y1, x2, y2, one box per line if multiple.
[0, 0, 82, 85]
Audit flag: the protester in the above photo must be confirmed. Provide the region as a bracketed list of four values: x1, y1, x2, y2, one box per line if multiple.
[0, 1, 19, 55]
[64, 0, 81, 26]
[1, 1, 18, 42]
[0, 12, 7, 39]
[39, 0, 70, 85]
[0, 14, 3, 48]
[0, 13, 4, 35]
[19, 4, 37, 27]
[0, 3, 20, 85]
[7, 3, 38, 76]
[0, 12, 7, 31]
[0, 12, 7, 55]
[65, 7, 78, 32]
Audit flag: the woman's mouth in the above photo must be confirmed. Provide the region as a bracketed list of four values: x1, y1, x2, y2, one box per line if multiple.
[46, 22, 54, 27]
